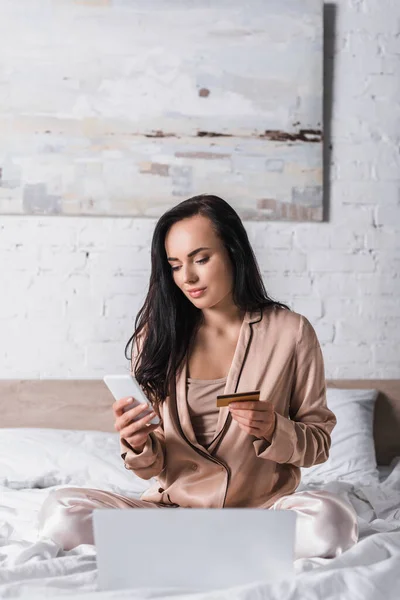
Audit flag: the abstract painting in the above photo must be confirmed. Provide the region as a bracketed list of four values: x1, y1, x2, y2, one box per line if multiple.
[0, 0, 323, 220]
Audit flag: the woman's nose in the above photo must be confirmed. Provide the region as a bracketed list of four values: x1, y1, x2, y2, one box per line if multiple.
[182, 265, 198, 284]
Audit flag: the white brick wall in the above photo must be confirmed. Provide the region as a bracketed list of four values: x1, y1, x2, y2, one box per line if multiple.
[0, 0, 399, 379]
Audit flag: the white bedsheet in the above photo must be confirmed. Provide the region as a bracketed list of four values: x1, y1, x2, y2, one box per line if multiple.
[1, 461, 400, 600]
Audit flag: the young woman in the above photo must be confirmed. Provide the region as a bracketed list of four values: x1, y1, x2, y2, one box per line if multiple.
[38, 195, 358, 559]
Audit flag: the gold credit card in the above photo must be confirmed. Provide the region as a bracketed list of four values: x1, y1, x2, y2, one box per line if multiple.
[216, 391, 260, 408]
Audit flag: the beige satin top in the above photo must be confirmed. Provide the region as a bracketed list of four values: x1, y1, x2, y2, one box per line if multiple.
[186, 376, 227, 448]
[121, 306, 337, 509]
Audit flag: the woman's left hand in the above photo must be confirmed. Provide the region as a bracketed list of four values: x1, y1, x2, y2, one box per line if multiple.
[229, 400, 277, 441]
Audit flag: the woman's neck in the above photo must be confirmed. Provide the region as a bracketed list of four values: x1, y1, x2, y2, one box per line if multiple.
[199, 305, 245, 335]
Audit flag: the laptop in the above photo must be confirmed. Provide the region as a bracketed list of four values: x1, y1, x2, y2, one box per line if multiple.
[93, 507, 297, 592]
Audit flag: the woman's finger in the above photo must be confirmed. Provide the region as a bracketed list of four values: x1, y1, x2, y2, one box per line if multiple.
[121, 410, 157, 438]
[230, 411, 266, 425]
[113, 397, 138, 417]
[120, 404, 151, 429]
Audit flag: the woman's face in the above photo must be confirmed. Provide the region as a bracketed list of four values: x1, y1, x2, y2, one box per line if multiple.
[164, 214, 234, 310]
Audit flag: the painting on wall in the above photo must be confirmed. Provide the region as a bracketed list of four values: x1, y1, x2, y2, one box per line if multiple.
[0, 0, 323, 221]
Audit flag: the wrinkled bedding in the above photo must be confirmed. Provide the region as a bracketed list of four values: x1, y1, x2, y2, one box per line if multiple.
[1, 449, 400, 599]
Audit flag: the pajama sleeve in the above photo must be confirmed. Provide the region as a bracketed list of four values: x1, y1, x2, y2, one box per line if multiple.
[119, 331, 166, 480]
[253, 315, 337, 467]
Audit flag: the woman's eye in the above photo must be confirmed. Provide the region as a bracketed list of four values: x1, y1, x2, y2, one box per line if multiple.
[171, 257, 209, 272]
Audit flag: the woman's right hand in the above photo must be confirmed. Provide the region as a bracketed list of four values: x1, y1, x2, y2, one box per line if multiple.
[113, 397, 159, 453]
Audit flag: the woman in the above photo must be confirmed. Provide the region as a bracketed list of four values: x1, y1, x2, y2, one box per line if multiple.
[37, 194, 358, 559]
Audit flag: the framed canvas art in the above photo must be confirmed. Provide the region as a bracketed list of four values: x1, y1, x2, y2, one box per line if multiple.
[0, 0, 323, 221]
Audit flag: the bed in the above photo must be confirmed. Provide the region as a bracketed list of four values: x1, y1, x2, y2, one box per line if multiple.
[1, 379, 400, 599]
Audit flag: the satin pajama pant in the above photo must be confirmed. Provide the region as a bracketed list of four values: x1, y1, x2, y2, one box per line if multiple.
[37, 487, 358, 560]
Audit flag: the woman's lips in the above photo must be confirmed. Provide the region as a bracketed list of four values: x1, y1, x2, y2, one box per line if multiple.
[188, 287, 207, 298]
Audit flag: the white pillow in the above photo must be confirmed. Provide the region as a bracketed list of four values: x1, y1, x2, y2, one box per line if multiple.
[300, 388, 379, 485]
[0, 428, 155, 495]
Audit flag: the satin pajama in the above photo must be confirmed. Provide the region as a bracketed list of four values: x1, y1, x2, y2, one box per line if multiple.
[37, 486, 358, 559]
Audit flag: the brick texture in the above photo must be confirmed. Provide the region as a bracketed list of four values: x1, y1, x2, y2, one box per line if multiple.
[0, 0, 399, 378]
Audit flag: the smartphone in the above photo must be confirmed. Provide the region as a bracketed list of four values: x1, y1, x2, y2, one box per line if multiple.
[103, 374, 160, 425]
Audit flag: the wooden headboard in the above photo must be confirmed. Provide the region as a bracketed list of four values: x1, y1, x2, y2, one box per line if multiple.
[0, 379, 399, 466]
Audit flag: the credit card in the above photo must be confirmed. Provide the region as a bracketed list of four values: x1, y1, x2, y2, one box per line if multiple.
[216, 391, 260, 408]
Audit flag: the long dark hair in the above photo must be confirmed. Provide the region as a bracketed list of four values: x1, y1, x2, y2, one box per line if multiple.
[124, 194, 291, 416]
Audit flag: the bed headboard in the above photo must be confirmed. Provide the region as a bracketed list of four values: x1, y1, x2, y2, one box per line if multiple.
[0, 379, 399, 466]
[327, 380, 400, 467]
